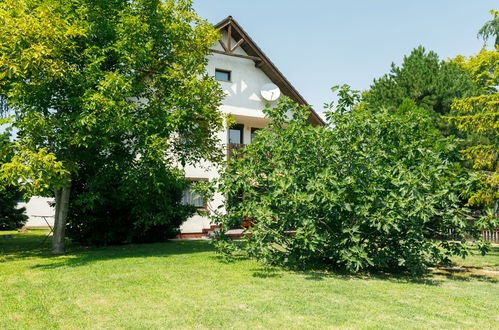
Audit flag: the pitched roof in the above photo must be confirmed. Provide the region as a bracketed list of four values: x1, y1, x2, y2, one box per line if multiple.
[213, 16, 325, 126]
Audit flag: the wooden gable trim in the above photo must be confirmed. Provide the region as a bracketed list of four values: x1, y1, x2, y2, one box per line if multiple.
[218, 40, 229, 52]
[212, 16, 325, 126]
[212, 19, 256, 58]
[231, 39, 245, 52]
[210, 49, 262, 62]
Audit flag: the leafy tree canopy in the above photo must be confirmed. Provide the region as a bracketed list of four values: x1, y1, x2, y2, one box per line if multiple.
[478, 9, 499, 46]
[363, 46, 479, 120]
[453, 48, 499, 92]
[0, 0, 225, 253]
[448, 47, 499, 212]
[210, 97, 486, 275]
[0, 125, 28, 230]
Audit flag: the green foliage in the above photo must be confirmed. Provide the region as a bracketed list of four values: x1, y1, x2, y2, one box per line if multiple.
[325, 84, 361, 114]
[66, 157, 194, 245]
[478, 10, 499, 46]
[0, 0, 225, 245]
[1, 146, 70, 196]
[1, 233, 498, 329]
[363, 46, 485, 209]
[0, 130, 28, 230]
[453, 48, 499, 91]
[363, 46, 479, 119]
[0, 184, 27, 230]
[0, 0, 224, 183]
[211, 97, 481, 274]
[448, 47, 499, 211]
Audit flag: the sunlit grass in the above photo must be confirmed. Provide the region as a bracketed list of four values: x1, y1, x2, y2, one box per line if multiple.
[1, 230, 498, 329]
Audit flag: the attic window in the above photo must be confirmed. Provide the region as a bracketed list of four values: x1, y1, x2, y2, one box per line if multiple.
[215, 69, 231, 82]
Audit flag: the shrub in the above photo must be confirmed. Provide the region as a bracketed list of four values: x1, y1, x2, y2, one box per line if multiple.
[66, 158, 194, 245]
[211, 98, 482, 274]
[0, 131, 28, 230]
[0, 185, 28, 230]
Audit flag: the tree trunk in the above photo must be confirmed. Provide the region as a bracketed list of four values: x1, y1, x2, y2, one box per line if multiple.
[54, 188, 61, 230]
[52, 182, 71, 255]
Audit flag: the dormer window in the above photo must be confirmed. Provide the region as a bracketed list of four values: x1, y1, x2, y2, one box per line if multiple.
[215, 69, 231, 82]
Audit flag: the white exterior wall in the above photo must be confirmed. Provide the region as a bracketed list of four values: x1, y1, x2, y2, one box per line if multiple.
[18, 197, 55, 227]
[180, 32, 277, 233]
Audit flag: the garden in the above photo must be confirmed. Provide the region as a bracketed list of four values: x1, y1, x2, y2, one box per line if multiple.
[0, 2, 498, 328]
[0, 229, 498, 329]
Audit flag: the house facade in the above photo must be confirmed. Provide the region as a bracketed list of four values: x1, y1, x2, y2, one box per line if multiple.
[18, 196, 55, 227]
[178, 16, 323, 237]
[22, 16, 323, 232]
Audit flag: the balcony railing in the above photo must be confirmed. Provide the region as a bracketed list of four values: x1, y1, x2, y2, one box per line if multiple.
[227, 143, 246, 158]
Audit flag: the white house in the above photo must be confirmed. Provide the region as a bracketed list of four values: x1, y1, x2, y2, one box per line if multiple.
[178, 16, 323, 237]
[19, 196, 55, 227]
[22, 16, 323, 233]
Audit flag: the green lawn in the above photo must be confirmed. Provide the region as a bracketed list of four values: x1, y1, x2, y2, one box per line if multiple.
[1, 230, 498, 329]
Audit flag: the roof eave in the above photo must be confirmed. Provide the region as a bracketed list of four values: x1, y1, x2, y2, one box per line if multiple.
[213, 16, 325, 126]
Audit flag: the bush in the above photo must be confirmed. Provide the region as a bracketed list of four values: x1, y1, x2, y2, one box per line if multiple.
[66, 157, 194, 245]
[0, 185, 28, 230]
[212, 98, 482, 274]
[0, 131, 28, 230]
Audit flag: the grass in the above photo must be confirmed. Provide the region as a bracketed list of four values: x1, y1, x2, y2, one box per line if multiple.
[1, 230, 498, 329]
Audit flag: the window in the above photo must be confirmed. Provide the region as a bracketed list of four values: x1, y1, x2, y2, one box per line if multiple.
[182, 178, 208, 209]
[229, 124, 244, 144]
[182, 188, 204, 208]
[250, 128, 260, 142]
[215, 69, 231, 82]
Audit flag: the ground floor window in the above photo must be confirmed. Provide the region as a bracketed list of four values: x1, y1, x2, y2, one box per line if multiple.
[181, 178, 208, 210]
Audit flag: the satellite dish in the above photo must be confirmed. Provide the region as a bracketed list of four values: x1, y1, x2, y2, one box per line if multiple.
[260, 83, 281, 102]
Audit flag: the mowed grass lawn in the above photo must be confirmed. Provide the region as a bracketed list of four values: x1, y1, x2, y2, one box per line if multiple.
[1, 230, 498, 329]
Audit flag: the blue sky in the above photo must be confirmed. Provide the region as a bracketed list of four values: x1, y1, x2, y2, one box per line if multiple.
[193, 0, 497, 112]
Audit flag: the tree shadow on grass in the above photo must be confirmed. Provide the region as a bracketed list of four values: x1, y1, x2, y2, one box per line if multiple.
[301, 263, 499, 284]
[363, 270, 497, 285]
[31, 240, 215, 270]
[252, 267, 283, 279]
[431, 267, 498, 283]
[4, 231, 498, 285]
[0, 231, 214, 269]
[210, 254, 250, 264]
[249, 264, 499, 286]
[295, 269, 442, 286]
[0, 231, 53, 261]
[245, 245, 499, 285]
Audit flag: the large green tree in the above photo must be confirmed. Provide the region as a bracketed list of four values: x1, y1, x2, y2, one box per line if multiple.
[0, 0, 224, 253]
[363, 46, 479, 126]
[211, 97, 482, 274]
[444, 10, 499, 217]
[478, 9, 499, 46]
[448, 47, 498, 215]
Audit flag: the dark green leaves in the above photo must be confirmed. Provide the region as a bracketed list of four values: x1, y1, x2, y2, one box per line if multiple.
[212, 97, 478, 275]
